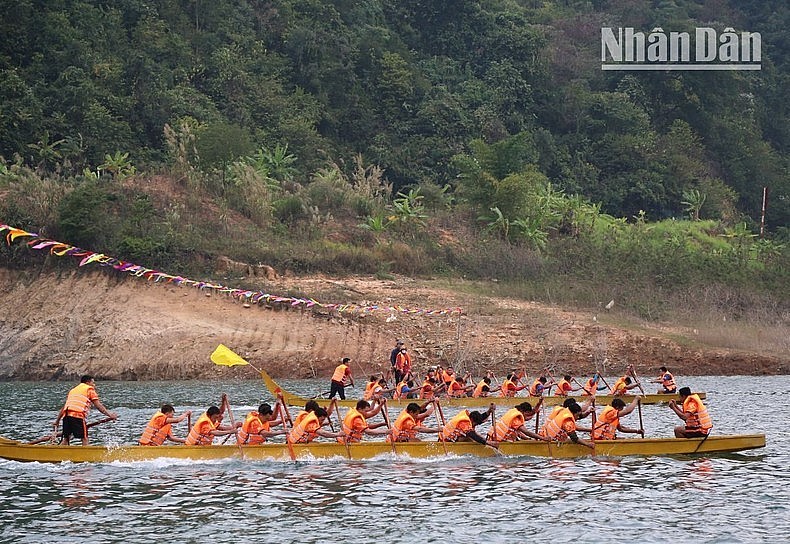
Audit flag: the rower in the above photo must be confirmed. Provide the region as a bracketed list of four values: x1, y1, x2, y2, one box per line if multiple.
[139, 404, 192, 446]
[500, 373, 528, 397]
[184, 406, 242, 446]
[591, 398, 644, 440]
[553, 374, 578, 397]
[528, 376, 554, 397]
[238, 403, 286, 445]
[438, 405, 498, 448]
[288, 407, 345, 443]
[580, 373, 607, 397]
[388, 402, 439, 442]
[652, 366, 677, 394]
[610, 375, 640, 396]
[539, 400, 593, 448]
[338, 400, 390, 443]
[488, 401, 546, 441]
[669, 387, 712, 438]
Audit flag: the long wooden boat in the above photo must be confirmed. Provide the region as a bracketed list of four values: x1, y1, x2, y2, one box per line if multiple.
[0, 434, 765, 463]
[259, 368, 706, 409]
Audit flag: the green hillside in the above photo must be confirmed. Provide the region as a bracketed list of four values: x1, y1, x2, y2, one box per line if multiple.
[1, 0, 788, 323]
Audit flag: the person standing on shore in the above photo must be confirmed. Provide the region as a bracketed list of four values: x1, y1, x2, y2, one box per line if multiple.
[53, 375, 118, 446]
[390, 340, 404, 382]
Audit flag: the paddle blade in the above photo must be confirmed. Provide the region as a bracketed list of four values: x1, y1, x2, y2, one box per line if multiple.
[210, 344, 249, 367]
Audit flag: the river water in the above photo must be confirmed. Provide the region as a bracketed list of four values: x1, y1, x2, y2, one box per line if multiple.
[0, 375, 787, 543]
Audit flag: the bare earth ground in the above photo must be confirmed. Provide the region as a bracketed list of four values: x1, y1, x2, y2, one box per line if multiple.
[0, 265, 786, 382]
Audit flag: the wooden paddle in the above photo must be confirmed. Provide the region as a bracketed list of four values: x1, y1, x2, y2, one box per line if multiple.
[276, 394, 296, 461]
[434, 399, 449, 455]
[628, 364, 646, 396]
[637, 397, 645, 438]
[330, 398, 352, 459]
[31, 417, 115, 445]
[220, 394, 245, 459]
[381, 398, 397, 455]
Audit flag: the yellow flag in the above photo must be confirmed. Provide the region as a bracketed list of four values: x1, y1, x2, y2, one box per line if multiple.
[210, 344, 249, 367]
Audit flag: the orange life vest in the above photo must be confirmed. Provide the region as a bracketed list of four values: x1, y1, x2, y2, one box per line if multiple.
[288, 411, 320, 444]
[529, 379, 544, 397]
[64, 383, 97, 419]
[441, 369, 455, 386]
[393, 381, 408, 400]
[581, 377, 598, 396]
[238, 411, 271, 445]
[500, 378, 517, 398]
[420, 381, 435, 400]
[610, 377, 628, 395]
[540, 407, 576, 441]
[340, 408, 367, 443]
[389, 411, 417, 442]
[490, 408, 525, 441]
[447, 381, 466, 398]
[185, 413, 218, 446]
[395, 352, 412, 374]
[473, 380, 489, 398]
[331, 364, 350, 383]
[363, 381, 376, 401]
[683, 394, 712, 434]
[592, 406, 619, 440]
[139, 411, 172, 446]
[660, 372, 677, 392]
[554, 379, 572, 397]
[294, 410, 309, 427]
[439, 410, 473, 442]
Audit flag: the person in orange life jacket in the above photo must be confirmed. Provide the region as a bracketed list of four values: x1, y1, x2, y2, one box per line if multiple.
[580, 373, 607, 396]
[364, 377, 394, 402]
[652, 366, 677, 394]
[528, 376, 554, 397]
[184, 406, 242, 446]
[447, 376, 473, 398]
[500, 373, 528, 397]
[610, 375, 640, 396]
[53, 375, 118, 446]
[591, 398, 643, 440]
[395, 347, 413, 383]
[339, 400, 391, 443]
[394, 379, 423, 400]
[390, 339, 405, 381]
[329, 357, 354, 400]
[292, 399, 321, 427]
[288, 407, 345, 443]
[488, 400, 547, 442]
[539, 401, 593, 448]
[388, 402, 439, 442]
[238, 403, 286, 445]
[139, 404, 192, 446]
[669, 387, 713, 438]
[439, 404, 498, 447]
[440, 366, 457, 388]
[420, 377, 439, 400]
[554, 374, 578, 397]
[472, 377, 493, 398]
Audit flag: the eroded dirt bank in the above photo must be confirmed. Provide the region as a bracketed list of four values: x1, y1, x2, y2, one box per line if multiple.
[0, 266, 786, 381]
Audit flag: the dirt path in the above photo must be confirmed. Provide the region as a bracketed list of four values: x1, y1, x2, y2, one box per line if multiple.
[0, 266, 786, 381]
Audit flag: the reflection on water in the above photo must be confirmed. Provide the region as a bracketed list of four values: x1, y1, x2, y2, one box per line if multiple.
[0, 376, 788, 543]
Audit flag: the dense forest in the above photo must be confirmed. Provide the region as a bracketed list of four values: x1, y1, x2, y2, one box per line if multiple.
[1, 0, 788, 321]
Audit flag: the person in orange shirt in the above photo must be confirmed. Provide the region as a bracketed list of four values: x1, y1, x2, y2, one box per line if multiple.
[488, 401, 546, 441]
[472, 377, 493, 398]
[52, 375, 118, 446]
[184, 406, 242, 446]
[139, 404, 192, 446]
[288, 407, 345, 443]
[339, 400, 391, 443]
[553, 374, 577, 397]
[388, 402, 438, 442]
[591, 398, 643, 440]
[238, 403, 286, 445]
[610, 375, 640, 396]
[329, 357, 354, 400]
[500, 373, 528, 397]
[446, 377, 473, 398]
[669, 387, 713, 438]
[528, 376, 554, 397]
[540, 401, 593, 448]
[653, 366, 677, 394]
[439, 405, 498, 447]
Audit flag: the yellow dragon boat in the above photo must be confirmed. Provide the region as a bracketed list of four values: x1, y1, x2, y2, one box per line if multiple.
[260, 368, 706, 409]
[0, 434, 765, 463]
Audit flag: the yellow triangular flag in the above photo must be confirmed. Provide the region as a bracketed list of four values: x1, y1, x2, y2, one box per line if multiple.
[210, 344, 249, 367]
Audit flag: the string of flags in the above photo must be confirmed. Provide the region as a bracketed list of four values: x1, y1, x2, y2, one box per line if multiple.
[1, 224, 463, 317]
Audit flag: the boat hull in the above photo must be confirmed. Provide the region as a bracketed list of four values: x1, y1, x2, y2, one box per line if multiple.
[259, 368, 705, 409]
[0, 434, 765, 463]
